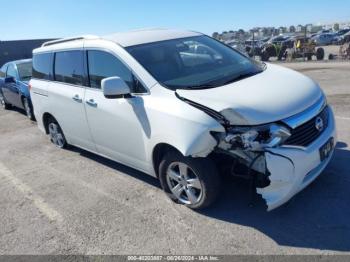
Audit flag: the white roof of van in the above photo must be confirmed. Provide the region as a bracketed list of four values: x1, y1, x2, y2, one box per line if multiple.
[103, 28, 202, 47]
[35, 29, 202, 52]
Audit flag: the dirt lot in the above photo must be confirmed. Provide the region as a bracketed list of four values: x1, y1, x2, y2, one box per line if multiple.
[0, 61, 349, 255]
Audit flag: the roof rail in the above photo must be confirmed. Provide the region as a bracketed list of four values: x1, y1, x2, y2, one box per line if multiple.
[41, 35, 99, 47]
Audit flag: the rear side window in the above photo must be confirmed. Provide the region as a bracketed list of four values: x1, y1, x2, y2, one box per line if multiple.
[6, 64, 17, 79]
[33, 53, 53, 80]
[17, 62, 32, 81]
[54, 51, 84, 85]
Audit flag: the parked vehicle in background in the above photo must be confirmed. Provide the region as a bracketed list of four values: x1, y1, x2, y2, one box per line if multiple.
[225, 40, 246, 55]
[267, 35, 291, 45]
[338, 31, 350, 45]
[0, 59, 34, 120]
[244, 39, 264, 57]
[335, 29, 350, 36]
[317, 29, 332, 34]
[339, 42, 350, 59]
[30, 29, 336, 211]
[287, 36, 325, 61]
[312, 33, 336, 46]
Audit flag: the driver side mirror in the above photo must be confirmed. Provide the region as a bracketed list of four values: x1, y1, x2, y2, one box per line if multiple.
[102, 76, 131, 99]
[5, 76, 15, 83]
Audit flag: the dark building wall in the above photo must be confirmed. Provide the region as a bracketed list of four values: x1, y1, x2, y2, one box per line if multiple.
[0, 39, 55, 66]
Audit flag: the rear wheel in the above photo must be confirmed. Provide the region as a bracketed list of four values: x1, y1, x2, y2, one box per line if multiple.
[159, 151, 221, 209]
[47, 118, 67, 148]
[0, 95, 11, 110]
[316, 48, 325, 60]
[23, 97, 35, 120]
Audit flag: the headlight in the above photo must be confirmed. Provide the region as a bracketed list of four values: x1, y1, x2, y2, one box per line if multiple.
[225, 123, 291, 151]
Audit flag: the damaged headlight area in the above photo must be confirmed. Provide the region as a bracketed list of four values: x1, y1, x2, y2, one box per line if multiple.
[221, 123, 291, 151]
[212, 123, 292, 196]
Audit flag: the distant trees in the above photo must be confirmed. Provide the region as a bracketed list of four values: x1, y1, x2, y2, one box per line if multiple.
[289, 25, 296, 33]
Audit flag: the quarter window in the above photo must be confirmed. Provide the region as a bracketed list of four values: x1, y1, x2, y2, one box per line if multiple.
[32, 53, 53, 80]
[54, 51, 84, 85]
[87, 50, 134, 90]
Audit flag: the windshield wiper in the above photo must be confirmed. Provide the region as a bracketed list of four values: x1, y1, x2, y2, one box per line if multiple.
[222, 71, 261, 85]
[181, 84, 217, 90]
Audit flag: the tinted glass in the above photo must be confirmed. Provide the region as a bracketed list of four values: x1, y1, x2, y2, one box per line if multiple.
[54, 51, 84, 85]
[17, 62, 32, 81]
[6, 64, 17, 79]
[127, 35, 264, 90]
[33, 53, 53, 80]
[87, 50, 133, 89]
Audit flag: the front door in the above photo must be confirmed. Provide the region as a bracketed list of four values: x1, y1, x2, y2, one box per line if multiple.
[83, 50, 148, 170]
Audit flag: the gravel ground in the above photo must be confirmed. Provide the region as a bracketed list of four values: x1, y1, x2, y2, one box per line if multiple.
[0, 61, 349, 255]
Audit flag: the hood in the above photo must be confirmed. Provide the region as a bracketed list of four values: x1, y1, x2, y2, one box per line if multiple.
[176, 63, 323, 125]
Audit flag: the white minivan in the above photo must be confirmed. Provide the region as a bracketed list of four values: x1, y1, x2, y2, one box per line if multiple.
[30, 29, 336, 211]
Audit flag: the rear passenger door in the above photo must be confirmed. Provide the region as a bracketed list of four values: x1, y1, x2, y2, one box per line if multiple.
[51, 50, 95, 151]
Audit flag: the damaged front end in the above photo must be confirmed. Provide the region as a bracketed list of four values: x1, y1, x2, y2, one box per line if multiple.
[176, 92, 335, 211]
[212, 123, 295, 210]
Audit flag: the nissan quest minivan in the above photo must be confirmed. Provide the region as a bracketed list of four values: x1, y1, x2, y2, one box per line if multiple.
[30, 29, 336, 211]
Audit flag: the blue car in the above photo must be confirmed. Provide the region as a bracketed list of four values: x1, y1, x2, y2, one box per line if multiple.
[0, 59, 35, 120]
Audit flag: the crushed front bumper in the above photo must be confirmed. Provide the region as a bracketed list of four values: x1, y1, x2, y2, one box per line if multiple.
[257, 107, 337, 211]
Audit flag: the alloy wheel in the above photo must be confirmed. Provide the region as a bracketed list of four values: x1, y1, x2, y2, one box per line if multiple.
[24, 99, 32, 119]
[48, 122, 66, 148]
[166, 162, 203, 205]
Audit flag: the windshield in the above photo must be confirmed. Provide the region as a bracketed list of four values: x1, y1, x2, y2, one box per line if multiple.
[126, 36, 265, 90]
[17, 62, 32, 81]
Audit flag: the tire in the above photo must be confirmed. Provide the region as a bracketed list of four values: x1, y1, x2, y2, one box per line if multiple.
[159, 151, 221, 209]
[306, 53, 312, 61]
[261, 51, 269, 61]
[316, 48, 325, 60]
[23, 97, 35, 121]
[0, 95, 11, 110]
[47, 118, 68, 149]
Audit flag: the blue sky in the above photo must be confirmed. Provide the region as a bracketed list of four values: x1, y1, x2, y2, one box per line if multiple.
[1, 0, 349, 40]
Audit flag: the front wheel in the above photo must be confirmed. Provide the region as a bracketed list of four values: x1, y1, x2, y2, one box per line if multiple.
[159, 151, 221, 209]
[47, 118, 68, 148]
[23, 97, 35, 120]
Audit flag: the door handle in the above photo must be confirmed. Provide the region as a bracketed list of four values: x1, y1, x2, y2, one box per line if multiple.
[86, 99, 97, 107]
[72, 95, 82, 103]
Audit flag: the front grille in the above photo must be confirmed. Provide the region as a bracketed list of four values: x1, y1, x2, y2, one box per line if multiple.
[284, 106, 329, 147]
